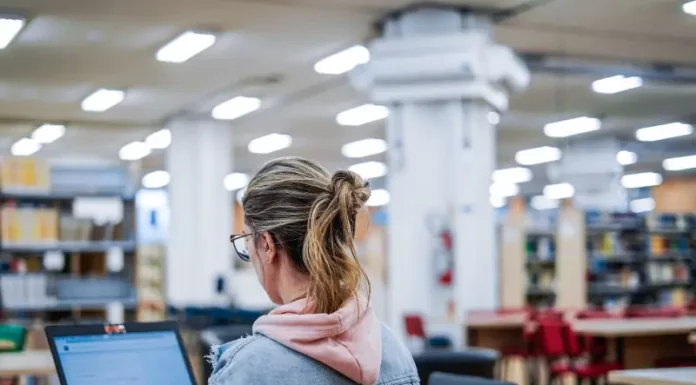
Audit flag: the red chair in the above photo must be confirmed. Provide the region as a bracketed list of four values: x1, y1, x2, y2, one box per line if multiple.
[404, 314, 427, 339]
[537, 319, 620, 385]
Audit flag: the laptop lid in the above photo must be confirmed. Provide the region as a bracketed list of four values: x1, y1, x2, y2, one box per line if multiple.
[45, 322, 197, 385]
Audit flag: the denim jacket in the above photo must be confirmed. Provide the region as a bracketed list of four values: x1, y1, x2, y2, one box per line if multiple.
[208, 324, 420, 385]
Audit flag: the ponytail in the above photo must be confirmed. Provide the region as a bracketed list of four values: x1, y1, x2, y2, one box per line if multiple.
[303, 171, 371, 314]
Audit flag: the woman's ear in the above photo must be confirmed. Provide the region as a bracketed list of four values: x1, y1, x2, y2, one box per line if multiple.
[259, 231, 277, 263]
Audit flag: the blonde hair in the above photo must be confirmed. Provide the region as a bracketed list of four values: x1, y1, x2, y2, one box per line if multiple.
[242, 157, 371, 314]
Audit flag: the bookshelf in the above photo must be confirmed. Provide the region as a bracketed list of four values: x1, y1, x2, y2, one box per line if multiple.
[0, 157, 139, 324]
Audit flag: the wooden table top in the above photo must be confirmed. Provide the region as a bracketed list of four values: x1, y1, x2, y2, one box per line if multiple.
[466, 312, 526, 329]
[573, 317, 696, 337]
[610, 368, 696, 385]
[0, 350, 55, 377]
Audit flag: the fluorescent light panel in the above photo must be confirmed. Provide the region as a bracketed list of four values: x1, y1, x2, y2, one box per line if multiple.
[592, 75, 643, 94]
[32, 124, 65, 144]
[636, 122, 693, 142]
[142, 170, 170, 189]
[683, 0, 696, 15]
[630, 198, 655, 213]
[248, 133, 292, 154]
[223, 172, 250, 191]
[212, 96, 261, 120]
[336, 104, 388, 126]
[531, 195, 559, 211]
[349, 161, 387, 180]
[314, 45, 369, 75]
[11, 138, 40, 156]
[663, 154, 696, 171]
[81, 89, 125, 112]
[156, 31, 216, 63]
[341, 138, 387, 158]
[616, 150, 637, 166]
[490, 183, 519, 198]
[490, 196, 506, 208]
[621, 172, 662, 189]
[544, 116, 601, 138]
[0, 17, 25, 49]
[145, 129, 171, 149]
[367, 189, 390, 207]
[119, 141, 151, 161]
[492, 167, 532, 184]
[543, 183, 575, 200]
[515, 146, 562, 166]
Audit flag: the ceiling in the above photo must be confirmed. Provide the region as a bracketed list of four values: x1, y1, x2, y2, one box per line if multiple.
[0, 0, 695, 192]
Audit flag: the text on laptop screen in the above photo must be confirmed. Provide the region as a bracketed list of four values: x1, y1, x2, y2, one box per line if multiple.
[54, 331, 194, 385]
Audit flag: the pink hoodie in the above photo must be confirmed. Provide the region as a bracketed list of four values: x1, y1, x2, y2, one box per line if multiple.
[253, 296, 382, 385]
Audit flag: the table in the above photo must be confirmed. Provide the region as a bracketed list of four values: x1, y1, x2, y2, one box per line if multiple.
[573, 317, 696, 369]
[0, 351, 55, 377]
[609, 368, 696, 385]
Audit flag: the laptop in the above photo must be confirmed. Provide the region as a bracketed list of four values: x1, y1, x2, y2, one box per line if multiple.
[45, 321, 197, 385]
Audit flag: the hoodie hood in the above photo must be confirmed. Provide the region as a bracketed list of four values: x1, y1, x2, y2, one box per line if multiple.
[253, 296, 382, 385]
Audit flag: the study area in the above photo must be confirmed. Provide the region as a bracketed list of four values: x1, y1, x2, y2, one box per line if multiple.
[1, 1, 696, 385]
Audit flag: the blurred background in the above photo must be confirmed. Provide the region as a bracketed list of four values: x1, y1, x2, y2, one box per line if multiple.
[1, 1, 696, 384]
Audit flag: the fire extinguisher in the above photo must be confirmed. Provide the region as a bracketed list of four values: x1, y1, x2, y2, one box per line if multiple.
[428, 214, 453, 286]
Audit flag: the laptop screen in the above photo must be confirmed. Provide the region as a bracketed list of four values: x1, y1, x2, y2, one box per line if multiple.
[54, 331, 194, 385]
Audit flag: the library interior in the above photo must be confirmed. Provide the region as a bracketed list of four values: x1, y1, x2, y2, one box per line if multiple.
[1, 1, 696, 385]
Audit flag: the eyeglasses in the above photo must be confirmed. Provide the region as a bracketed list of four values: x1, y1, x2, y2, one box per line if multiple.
[230, 233, 251, 262]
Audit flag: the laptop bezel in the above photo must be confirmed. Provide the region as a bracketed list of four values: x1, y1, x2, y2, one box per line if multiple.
[45, 321, 197, 385]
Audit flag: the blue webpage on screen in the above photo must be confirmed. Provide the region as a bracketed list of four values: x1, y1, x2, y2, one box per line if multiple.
[55, 331, 193, 385]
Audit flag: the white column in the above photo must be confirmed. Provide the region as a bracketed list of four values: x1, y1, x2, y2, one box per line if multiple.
[166, 119, 233, 306]
[351, 5, 529, 342]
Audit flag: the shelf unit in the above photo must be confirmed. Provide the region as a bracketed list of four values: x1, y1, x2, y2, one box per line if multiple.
[0, 158, 139, 324]
[498, 200, 695, 310]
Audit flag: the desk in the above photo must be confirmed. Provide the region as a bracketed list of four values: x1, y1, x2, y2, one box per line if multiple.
[0, 351, 55, 377]
[467, 313, 527, 385]
[574, 318, 696, 369]
[610, 368, 696, 385]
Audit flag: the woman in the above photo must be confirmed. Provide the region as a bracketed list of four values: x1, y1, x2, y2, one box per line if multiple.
[209, 157, 419, 385]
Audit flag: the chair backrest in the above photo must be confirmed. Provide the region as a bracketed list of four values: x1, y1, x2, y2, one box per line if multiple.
[429, 372, 515, 385]
[404, 314, 427, 338]
[536, 319, 566, 357]
[561, 323, 583, 357]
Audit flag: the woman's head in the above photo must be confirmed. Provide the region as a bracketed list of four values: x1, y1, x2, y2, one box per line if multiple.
[240, 157, 371, 314]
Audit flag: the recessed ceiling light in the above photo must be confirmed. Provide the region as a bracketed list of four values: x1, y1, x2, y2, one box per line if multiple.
[81, 89, 125, 112]
[145, 129, 171, 149]
[492, 167, 532, 184]
[11, 138, 40, 156]
[32, 124, 65, 144]
[621, 172, 662, 189]
[0, 17, 25, 49]
[487, 111, 501, 125]
[336, 104, 388, 126]
[142, 170, 170, 189]
[223, 172, 250, 191]
[543, 183, 575, 200]
[367, 189, 390, 207]
[616, 150, 638, 166]
[349, 161, 387, 180]
[314, 45, 369, 75]
[248, 133, 292, 154]
[683, 0, 696, 15]
[119, 141, 151, 161]
[630, 197, 655, 213]
[515, 146, 562, 166]
[341, 138, 387, 158]
[156, 31, 216, 63]
[544, 116, 601, 138]
[663, 154, 696, 171]
[592, 75, 643, 94]
[212, 96, 261, 120]
[636, 122, 693, 142]
[489, 183, 519, 198]
[531, 195, 559, 210]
